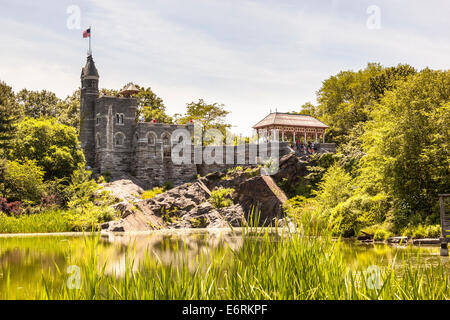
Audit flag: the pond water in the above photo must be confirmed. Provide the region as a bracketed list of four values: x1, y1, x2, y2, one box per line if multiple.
[0, 229, 448, 299]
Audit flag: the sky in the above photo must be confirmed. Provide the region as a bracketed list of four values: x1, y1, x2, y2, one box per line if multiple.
[0, 0, 449, 135]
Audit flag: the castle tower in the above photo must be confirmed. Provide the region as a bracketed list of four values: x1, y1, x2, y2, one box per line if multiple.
[80, 54, 99, 168]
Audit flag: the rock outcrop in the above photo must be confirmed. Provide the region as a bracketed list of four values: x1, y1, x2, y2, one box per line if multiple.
[101, 154, 304, 232]
[236, 175, 288, 223]
[272, 153, 309, 185]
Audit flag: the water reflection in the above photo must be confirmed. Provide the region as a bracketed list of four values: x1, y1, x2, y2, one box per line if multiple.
[0, 230, 447, 298]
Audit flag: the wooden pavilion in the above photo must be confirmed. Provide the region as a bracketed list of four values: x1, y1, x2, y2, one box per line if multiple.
[253, 112, 329, 144]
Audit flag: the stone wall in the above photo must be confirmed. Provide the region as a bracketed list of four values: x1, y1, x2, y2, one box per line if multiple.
[132, 122, 197, 188]
[94, 95, 137, 175]
[196, 142, 291, 176]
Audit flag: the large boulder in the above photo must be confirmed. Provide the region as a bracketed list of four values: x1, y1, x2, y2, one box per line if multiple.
[101, 161, 296, 232]
[171, 202, 244, 229]
[235, 175, 288, 224]
[103, 179, 144, 203]
[145, 181, 211, 217]
[101, 208, 165, 232]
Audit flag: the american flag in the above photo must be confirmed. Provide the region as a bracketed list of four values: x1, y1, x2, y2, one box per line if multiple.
[82, 28, 91, 38]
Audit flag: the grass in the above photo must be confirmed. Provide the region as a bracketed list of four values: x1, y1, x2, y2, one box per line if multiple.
[209, 187, 234, 208]
[0, 210, 72, 233]
[141, 187, 165, 200]
[360, 223, 442, 240]
[13, 224, 448, 300]
[1, 207, 449, 300]
[0, 205, 116, 233]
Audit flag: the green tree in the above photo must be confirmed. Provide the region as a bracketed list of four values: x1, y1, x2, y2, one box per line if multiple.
[290, 102, 317, 116]
[58, 89, 81, 129]
[16, 89, 60, 119]
[101, 85, 173, 123]
[0, 81, 18, 154]
[312, 164, 353, 212]
[315, 63, 415, 145]
[361, 69, 450, 221]
[135, 85, 173, 123]
[175, 99, 230, 133]
[369, 64, 416, 100]
[9, 117, 85, 180]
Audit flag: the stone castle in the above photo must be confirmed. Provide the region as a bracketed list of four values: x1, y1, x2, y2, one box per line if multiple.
[79, 55, 289, 188]
[80, 54, 198, 187]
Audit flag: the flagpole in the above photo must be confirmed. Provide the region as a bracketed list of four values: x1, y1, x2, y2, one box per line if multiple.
[89, 25, 92, 55]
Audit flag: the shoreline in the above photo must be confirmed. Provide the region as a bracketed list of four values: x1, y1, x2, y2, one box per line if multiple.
[0, 229, 442, 246]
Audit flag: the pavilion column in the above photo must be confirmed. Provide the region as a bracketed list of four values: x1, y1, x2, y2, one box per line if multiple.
[315, 130, 318, 143]
[304, 130, 307, 144]
[293, 131, 296, 144]
[323, 132, 325, 143]
[282, 130, 284, 142]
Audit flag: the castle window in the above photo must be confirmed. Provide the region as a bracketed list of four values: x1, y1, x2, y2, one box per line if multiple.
[114, 132, 125, 146]
[162, 132, 171, 157]
[115, 113, 124, 125]
[147, 132, 156, 145]
[96, 134, 101, 148]
[96, 117, 100, 125]
[162, 133, 170, 146]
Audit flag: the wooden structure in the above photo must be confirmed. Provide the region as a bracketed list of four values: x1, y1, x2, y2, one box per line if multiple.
[120, 82, 139, 97]
[439, 194, 450, 256]
[253, 112, 329, 144]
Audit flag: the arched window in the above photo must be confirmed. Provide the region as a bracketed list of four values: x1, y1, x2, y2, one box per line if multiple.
[161, 132, 171, 157]
[147, 131, 156, 145]
[96, 134, 101, 148]
[162, 132, 170, 146]
[114, 132, 125, 146]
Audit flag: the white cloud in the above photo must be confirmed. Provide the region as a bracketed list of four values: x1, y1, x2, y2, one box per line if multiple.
[0, 0, 448, 135]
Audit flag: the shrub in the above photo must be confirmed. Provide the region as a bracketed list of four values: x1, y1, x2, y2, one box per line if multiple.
[244, 167, 260, 178]
[317, 152, 335, 169]
[285, 195, 308, 209]
[227, 166, 243, 175]
[403, 224, 441, 239]
[1, 159, 44, 204]
[64, 204, 115, 231]
[374, 229, 390, 241]
[329, 193, 390, 237]
[278, 177, 311, 198]
[426, 225, 441, 238]
[141, 187, 165, 200]
[412, 225, 428, 239]
[9, 117, 85, 180]
[65, 165, 117, 231]
[0, 197, 23, 216]
[102, 171, 111, 182]
[210, 187, 234, 208]
[162, 181, 174, 190]
[190, 216, 208, 228]
[41, 177, 69, 208]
